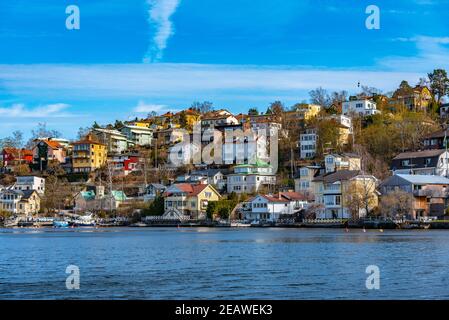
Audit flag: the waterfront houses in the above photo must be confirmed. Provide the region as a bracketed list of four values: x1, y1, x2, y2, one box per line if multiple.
[71, 134, 107, 173]
[226, 159, 276, 194]
[312, 170, 378, 219]
[74, 185, 128, 212]
[163, 183, 221, 220]
[379, 174, 449, 219]
[242, 192, 308, 221]
[0, 189, 40, 216]
[390, 149, 449, 176]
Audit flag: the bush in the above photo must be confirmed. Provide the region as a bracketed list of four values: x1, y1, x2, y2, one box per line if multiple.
[141, 196, 165, 216]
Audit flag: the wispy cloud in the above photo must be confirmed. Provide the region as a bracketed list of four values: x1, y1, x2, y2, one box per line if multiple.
[144, 0, 181, 63]
[0, 103, 71, 118]
[0, 64, 425, 101]
[133, 100, 180, 114]
[379, 36, 449, 71]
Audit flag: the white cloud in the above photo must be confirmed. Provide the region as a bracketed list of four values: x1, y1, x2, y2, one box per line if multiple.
[0, 63, 426, 101]
[379, 36, 449, 72]
[144, 0, 181, 63]
[133, 101, 169, 113]
[0, 103, 71, 118]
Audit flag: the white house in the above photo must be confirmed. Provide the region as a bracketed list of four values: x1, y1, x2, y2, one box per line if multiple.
[120, 125, 153, 146]
[222, 126, 270, 164]
[92, 128, 131, 154]
[227, 159, 276, 194]
[0, 189, 41, 215]
[324, 153, 361, 174]
[201, 111, 239, 128]
[342, 98, 379, 116]
[13, 176, 45, 195]
[190, 169, 228, 191]
[294, 165, 322, 194]
[242, 192, 308, 221]
[299, 128, 317, 159]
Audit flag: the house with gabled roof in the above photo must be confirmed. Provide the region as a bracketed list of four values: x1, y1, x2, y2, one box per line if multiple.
[242, 192, 309, 221]
[1, 147, 33, 172]
[163, 183, 221, 220]
[74, 185, 127, 212]
[32, 138, 67, 167]
[422, 129, 448, 150]
[312, 170, 378, 219]
[391, 84, 433, 112]
[390, 149, 449, 176]
[0, 189, 40, 216]
[226, 159, 276, 194]
[379, 174, 449, 219]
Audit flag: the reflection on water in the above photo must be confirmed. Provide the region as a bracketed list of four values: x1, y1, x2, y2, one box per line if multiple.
[1, 227, 449, 299]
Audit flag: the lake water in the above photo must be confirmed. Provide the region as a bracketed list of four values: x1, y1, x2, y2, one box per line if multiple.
[1, 227, 449, 300]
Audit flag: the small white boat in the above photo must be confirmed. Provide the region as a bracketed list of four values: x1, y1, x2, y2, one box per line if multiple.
[72, 213, 96, 227]
[3, 217, 19, 228]
[230, 222, 251, 227]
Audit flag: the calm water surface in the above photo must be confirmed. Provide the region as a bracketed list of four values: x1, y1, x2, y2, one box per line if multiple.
[1, 227, 449, 299]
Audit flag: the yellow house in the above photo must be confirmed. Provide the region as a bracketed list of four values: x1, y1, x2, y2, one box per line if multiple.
[174, 108, 201, 129]
[298, 104, 322, 120]
[163, 183, 221, 220]
[72, 134, 107, 173]
[391, 85, 433, 112]
[129, 121, 152, 128]
[311, 170, 378, 219]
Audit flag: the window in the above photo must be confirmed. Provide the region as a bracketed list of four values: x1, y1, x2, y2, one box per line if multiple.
[401, 160, 410, 166]
[425, 158, 432, 165]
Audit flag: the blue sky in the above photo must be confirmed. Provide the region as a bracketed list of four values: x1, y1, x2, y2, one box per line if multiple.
[1, 0, 449, 139]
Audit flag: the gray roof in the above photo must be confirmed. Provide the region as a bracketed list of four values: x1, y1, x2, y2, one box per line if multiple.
[396, 174, 449, 185]
[393, 149, 445, 160]
[313, 170, 361, 183]
[191, 169, 228, 177]
[149, 183, 166, 190]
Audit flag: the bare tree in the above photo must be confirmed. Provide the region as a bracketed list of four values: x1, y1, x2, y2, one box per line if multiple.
[309, 87, 331, 107]
[343, 176, 378, 219]
[380, 189, 414, 219]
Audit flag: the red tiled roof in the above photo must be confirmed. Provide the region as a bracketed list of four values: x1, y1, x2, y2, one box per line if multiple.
[36, 139, 62, 149]
[165, 183, 211, 196]
[279, 192, 307, 201]
[3, 147, 33, 157]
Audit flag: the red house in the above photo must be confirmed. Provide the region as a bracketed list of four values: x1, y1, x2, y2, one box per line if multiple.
[2, 148, 33, 171]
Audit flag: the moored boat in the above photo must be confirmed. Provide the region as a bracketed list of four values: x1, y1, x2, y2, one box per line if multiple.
[71, 213, 96, 227]
[53, 220, 69, 228]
